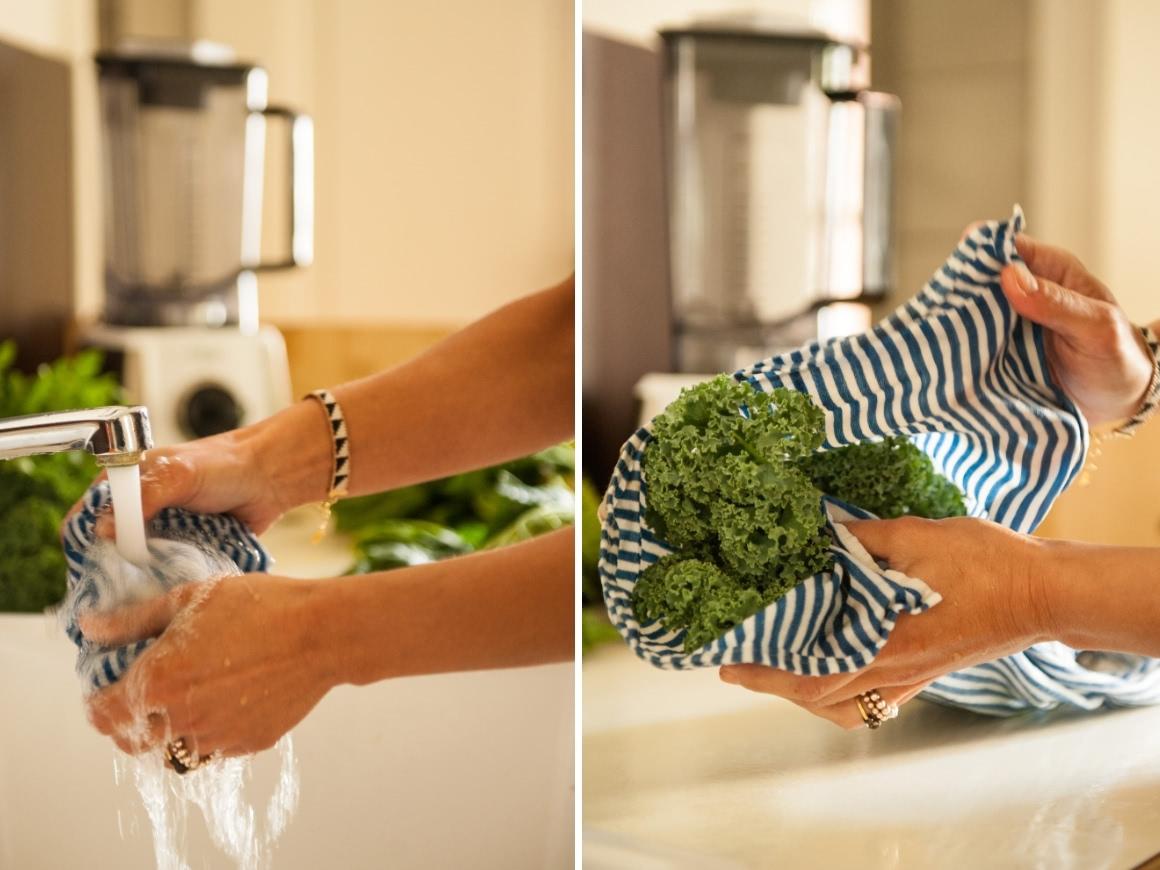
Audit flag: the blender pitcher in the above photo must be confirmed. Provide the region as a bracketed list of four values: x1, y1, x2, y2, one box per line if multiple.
[97, 42, 313, 330]
[660, 24, 898, 373]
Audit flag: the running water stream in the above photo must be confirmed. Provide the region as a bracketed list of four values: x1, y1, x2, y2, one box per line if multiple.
[98, 462, 300, 867]
[107, 463, 151, 564]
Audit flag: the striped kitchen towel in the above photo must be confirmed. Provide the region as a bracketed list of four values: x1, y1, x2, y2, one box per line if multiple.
[61, 481, 270, 695]
[600, 206, 1160, 715]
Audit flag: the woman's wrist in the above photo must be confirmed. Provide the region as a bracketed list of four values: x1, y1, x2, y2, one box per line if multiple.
[309, 573, 406, 687]
[244, 398, 335, 513]
[1033, 539, 1117, 650]
[1001, 532, 1058, 648]
[293, 578, 366, 691]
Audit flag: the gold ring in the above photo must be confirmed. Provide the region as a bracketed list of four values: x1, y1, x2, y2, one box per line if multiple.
[163, 737, 200, 774]
[855, 689, 899, 730]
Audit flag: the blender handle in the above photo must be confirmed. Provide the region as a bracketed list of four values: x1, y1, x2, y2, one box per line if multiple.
[253, 106, 315, 271]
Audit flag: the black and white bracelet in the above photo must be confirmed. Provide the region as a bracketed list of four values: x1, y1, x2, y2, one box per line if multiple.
[306, 388, 351, 540]
[1114, 325, 1160, 438]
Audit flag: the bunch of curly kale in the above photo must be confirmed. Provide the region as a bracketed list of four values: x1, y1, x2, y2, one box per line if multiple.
[633, 375, 965, 652]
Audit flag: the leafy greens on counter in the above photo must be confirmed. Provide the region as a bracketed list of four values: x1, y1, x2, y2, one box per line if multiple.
[0, 342, 123, 612]
[580, 478, 619, 652]
[335, 444, 575, 574]
[633, 375, 965, 652]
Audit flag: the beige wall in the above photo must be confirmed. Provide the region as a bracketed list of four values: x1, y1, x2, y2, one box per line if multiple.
[1095, 0, 1160, 325]
[1028, 0, 1160, 545]
[194, 0, 574, 328]
[871, 0, 1031, 303]
[0, 0, 87, 56]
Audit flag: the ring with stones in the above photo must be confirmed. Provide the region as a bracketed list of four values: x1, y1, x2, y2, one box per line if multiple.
[855, 689, 899, 730]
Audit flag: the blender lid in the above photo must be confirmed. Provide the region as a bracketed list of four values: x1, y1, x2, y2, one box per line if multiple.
[659, 13, 867, 50]
[658, 14, 869, 93]
[96, 39, 260, 107]
[97, 38, 256, 79]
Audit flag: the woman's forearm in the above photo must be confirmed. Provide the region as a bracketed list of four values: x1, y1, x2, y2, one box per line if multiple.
[312, 527, 574, 684]
[1040, 540, 1160, 657]
[246, 278, 574, 510]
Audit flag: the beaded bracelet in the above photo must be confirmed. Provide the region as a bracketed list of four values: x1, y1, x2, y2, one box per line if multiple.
[305, 388, 351, 542]
[1077, 325, 1160, 487]
[1114, 325, 1160, 437]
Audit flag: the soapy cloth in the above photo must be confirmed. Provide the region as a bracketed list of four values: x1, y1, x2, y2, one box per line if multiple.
[600, 207, 1160, 715]
[61, 481, 270, 695]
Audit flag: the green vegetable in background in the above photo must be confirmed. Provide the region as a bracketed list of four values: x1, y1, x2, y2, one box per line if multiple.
[633, 375, 965, 652]
[579, 478, 619, 653]
[0, 342, 122, 612]
[336, 444, 575, 573]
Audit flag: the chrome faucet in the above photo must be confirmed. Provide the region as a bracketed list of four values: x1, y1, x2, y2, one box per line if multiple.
[0, 406, 153, 466]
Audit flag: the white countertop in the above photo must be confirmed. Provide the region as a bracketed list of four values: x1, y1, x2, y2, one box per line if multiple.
[583, 643, 1160, 870]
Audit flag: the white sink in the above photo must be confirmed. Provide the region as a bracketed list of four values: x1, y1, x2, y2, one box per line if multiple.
[0, 510, 573, 868]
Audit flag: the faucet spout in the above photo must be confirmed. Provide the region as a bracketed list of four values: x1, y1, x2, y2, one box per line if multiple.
[0, 406, 153, 466]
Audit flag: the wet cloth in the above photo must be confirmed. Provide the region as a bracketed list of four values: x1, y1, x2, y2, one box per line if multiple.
[599, 206, 1160, 715]
[61, 481, 270, 695]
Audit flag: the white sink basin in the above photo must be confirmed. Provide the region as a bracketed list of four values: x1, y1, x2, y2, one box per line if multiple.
[0, 510, 573, 868]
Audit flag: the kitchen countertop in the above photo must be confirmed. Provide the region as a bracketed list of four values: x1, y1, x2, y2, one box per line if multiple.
[259, 505, 360, 579]
[583, 643, 1160, 869]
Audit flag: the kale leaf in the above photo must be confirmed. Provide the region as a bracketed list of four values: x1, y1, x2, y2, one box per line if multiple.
[633, 375, 965, 652]
[802, 435, 966, 520]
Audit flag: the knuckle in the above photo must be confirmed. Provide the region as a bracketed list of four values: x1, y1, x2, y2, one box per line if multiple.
[1094, 303, 1121, 333]
[795, 680, 832, 704]
[143, 454, 197, 500]
[889, 515, 929, 537]
[890, 666, 924, 686]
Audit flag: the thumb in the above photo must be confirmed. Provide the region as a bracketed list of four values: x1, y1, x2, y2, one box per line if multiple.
[78, 586, 192, 647]
[999, 263, 1114, 345]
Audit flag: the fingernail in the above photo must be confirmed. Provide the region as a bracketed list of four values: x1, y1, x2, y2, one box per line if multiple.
[720, 667, 739, 684]
[1014, 261, 1038, 294]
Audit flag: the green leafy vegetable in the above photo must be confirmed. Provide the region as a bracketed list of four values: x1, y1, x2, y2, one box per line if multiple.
[634, 557, 769, 652]
[801, 436, 966, 519]
[579, 478, 621, 654]
[335, 444, 575, 573]
[0, 342, 122, 612]
[641, 375, 831, 597]
[582, 607, 622, 653]
[633, 375, 965, 652]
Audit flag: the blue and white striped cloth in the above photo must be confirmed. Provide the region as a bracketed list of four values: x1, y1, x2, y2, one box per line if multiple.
[600, 207, 1160, 715]
[62, 481, 270, 695]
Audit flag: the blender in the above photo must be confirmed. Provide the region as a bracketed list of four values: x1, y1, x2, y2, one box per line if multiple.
[661, 21, 899, 374]
[83, 40, 312, 447]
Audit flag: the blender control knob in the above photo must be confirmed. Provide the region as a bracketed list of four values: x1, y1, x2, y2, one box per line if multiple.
[181, 384, 244, 438]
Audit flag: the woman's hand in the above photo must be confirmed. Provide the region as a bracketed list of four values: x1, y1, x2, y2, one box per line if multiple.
[81, 574, 340, 759]
[997, 232, 1153, 426]
[66, 399, 333, 539]
[718, 517, 1050, 730]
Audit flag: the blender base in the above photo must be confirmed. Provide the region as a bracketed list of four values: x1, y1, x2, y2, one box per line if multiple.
[79, 325, 293, 448]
